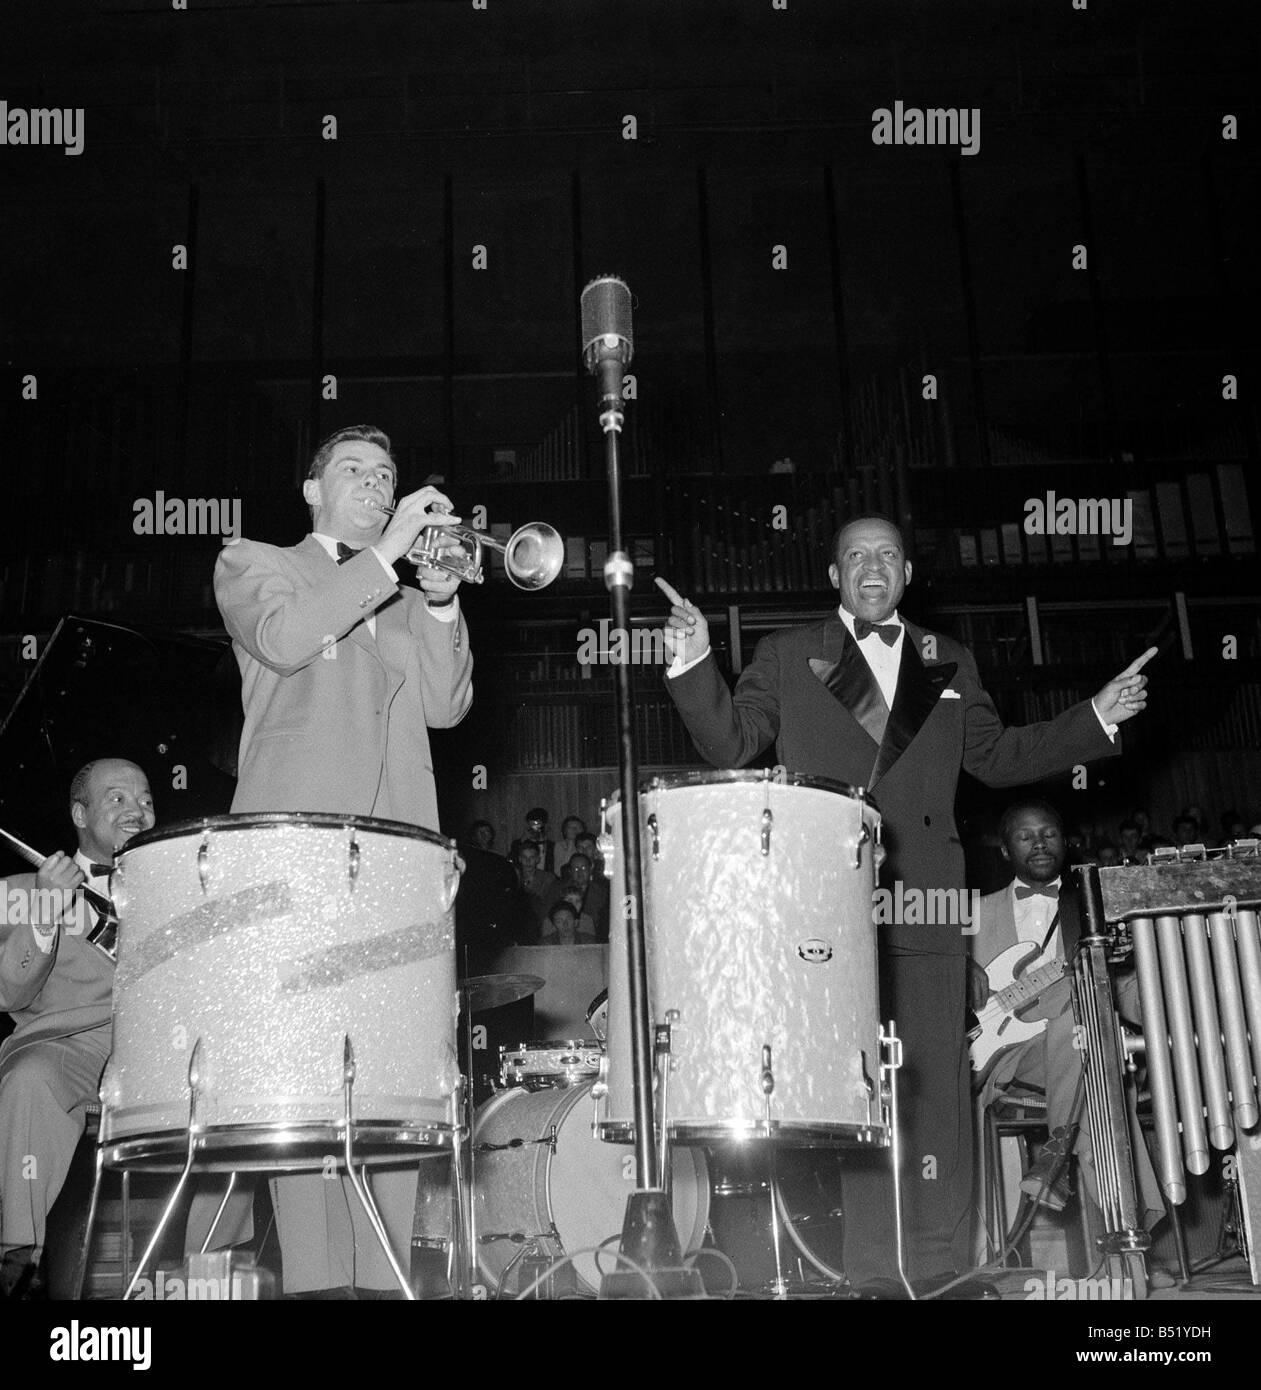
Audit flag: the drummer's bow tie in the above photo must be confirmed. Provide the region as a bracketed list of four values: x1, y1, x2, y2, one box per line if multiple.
[853, 620, 901, 646]
[88, 862, 113, 878]
[1015, 882, 1058, 900]
[336, 542, 363, 563]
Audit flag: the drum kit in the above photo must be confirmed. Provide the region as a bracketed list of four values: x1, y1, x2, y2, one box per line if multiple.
[76, 770, 911, 1301]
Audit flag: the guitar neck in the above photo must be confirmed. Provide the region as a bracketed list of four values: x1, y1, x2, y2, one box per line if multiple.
[995, 957, 1066, 1012]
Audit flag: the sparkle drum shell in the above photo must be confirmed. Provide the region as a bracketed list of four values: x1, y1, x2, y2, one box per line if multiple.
[101, 813, 462, 1169]
[473, 1082, 709, 1296]
[600, 771, 885, 1146]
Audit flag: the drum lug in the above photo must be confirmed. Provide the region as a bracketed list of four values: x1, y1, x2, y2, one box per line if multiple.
[442, 852, 464, 913]
[347, 832, 361, 894]
[853, 787, 871, 869]
[852, 820, 870, 871]
[654, 1011, 680, 1187]
[760, 1043, 775, 1135]
[196, 835, 211, 895]
[647, 812, 660, 861]
[760, 807, 773, 857]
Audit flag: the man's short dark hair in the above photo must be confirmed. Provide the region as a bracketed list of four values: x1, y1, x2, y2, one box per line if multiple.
[69, 761, 102, 814]
[998, 798, 1064, 844]
[526, 807, 549, 824]
[829, 513, 905, 565]
[566, 853, 591, 872]
[549, 901, 577, 925]
[307, 425, 395, 483]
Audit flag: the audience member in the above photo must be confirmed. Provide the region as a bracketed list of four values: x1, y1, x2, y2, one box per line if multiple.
[1171, 813, 1199, 847]
[1117, 820, 1143, 863]
[514, 841, 556, 929]
[512, 807, 557, 874]
[464, 819, 496, 852]
[557, 816, 586, 869]
[540, 900, 596, 946]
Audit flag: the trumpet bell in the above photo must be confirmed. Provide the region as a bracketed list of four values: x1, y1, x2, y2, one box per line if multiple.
[500, 522, 565, 590]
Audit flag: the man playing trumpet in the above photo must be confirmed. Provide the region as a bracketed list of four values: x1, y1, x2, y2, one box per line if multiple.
[213, 424, 473, 1296]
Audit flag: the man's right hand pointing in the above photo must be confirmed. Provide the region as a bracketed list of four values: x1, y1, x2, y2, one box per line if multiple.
[656, 577, 710, 666]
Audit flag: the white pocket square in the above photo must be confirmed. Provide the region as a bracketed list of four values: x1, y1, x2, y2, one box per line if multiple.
[940, 688, 962, 700]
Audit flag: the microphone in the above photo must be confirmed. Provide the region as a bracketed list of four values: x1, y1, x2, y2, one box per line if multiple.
[580, 275, 634, 411]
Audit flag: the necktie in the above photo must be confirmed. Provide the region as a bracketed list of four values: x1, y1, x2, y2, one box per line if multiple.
[1015, 882, 1058, 900]
[336, 542, 362, 564]
[853, 620, 901, 647]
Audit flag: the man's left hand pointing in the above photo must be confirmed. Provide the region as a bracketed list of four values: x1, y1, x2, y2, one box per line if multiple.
[1093, 646, 1158, 726]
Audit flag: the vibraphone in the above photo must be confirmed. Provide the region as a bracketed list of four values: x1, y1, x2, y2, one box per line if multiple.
[1071, 844, 1261, 1290]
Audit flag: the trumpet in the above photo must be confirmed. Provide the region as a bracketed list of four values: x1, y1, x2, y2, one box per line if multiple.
[372, 504, 564, 590]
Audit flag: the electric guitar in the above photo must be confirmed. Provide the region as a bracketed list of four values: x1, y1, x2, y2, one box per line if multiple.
[0, 824, 118, 961]
[968, 941, 1067, 1077]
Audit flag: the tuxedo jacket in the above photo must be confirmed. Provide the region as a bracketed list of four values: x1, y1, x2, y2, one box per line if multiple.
[666, 615, 1117, 955]
[969, 880, 1082, 1021]
[0, 872, 114, 1071]
[215, 536, 473, 830]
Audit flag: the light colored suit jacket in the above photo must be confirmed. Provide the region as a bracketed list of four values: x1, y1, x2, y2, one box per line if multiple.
[0, 872, 113, 1071]
[214, 535, 473, 829]
[970, 882, 1072, 1023]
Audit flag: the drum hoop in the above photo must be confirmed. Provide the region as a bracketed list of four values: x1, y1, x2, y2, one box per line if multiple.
[118, 811, 456, 860]
[476, 1077, 591, 1129]
[605, 769, 873, 803]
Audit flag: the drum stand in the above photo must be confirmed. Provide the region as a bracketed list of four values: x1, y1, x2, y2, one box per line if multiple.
[77, 1035, 465, 1302]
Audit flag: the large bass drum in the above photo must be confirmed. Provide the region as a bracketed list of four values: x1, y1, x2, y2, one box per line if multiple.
[474, 1082, 710, 1296]
[101, 813, 462, 1168]
[599, 771, 885, 1146]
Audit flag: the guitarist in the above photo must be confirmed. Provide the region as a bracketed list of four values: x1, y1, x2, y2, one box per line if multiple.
[967, 798, 1160, 1225]
[0, 758, 154, 1298]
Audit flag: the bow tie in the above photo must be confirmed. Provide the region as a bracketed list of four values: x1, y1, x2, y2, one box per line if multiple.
[1015, 882, 1058, 900]
[853, 619, 901, 647]
[88, 862, 114, 878]
[336, 542, 363, 564]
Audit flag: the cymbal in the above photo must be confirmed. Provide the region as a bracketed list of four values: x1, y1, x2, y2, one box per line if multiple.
[459, 973, 545, 1012]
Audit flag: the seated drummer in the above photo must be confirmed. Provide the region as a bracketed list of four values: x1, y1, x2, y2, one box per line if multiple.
[0, 759, 155, 1298]
[967, 798, 1163, 1228]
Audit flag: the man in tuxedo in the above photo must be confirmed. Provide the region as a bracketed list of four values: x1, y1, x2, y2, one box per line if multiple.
[657, 515, 1155, 1286]
[0, 758, 154, 1297]
[969, 798, 1161, 1223]
[214, 424, 473, 1296]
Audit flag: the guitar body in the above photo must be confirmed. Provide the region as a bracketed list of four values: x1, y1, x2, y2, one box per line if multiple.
[970, 941, 1061, 1078]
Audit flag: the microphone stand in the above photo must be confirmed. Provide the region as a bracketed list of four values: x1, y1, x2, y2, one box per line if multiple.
[585, 282, 703, 1300]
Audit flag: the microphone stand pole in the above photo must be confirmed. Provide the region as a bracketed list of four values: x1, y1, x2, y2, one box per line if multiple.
[585, 282, 702, 1300]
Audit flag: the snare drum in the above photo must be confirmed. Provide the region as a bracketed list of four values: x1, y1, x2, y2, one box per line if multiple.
[500, 1041, 603, 1090]
[599, 771, 885, 1146]
[474, 1082, 709, 1296]
[101, 813, 462, 1168]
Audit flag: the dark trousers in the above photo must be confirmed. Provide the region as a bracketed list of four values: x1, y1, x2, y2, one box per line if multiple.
[838, 949, 971, 1282]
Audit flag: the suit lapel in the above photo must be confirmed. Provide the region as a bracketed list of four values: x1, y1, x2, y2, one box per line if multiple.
[868, 621, 957, 786]
[807, 617, 886, 751]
